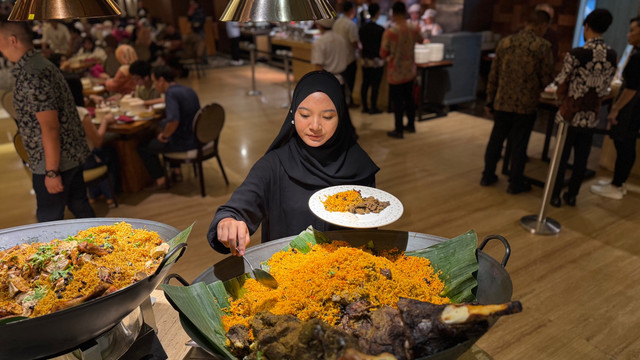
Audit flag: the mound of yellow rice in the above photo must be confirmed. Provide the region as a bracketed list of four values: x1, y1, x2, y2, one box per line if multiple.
[222, 241, 449, 332]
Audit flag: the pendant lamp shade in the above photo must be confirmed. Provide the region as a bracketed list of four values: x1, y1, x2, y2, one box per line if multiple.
[220, 0, 336, 22]
[8, 0, 121, 21]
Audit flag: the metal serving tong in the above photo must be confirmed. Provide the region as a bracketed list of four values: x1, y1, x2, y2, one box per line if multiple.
[242, 255, 278, 289]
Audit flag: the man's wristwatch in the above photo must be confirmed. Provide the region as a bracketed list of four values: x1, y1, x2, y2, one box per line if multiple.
[45, 169, 60, 178]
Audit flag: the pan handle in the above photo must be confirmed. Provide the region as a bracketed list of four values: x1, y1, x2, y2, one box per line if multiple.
[153, 242, 188, 277]
[163, 273, 191, 286]
[477, 235, 511, 268]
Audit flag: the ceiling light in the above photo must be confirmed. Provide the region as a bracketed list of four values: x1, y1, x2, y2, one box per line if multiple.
[8, 0, 121, 21]
[220, 0, 336, 22]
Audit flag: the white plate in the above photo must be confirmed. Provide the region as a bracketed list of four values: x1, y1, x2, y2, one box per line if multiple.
[308, 185, 403, 229]
[92, 85, 105, 92]
[91, 118, 101, 125]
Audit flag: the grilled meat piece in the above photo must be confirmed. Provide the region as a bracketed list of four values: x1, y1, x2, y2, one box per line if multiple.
[348, 197, 390, 214]
[227, 324, 252, 357]
[396, 298, 522, 357]
[52, 282, 113, 311]
[78, 242, 109, 256]
[8, 275, 30, 297]
[97, 266, 113, 283]
[45, 254, 69, 274]
[0, 302, 23, 318]
[249, 313, 360, 360]
[150, 243, 170, 258]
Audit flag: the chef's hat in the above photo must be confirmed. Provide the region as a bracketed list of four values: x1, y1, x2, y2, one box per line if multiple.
[422, 9, 437, 19]
[408, 4, 421, 14]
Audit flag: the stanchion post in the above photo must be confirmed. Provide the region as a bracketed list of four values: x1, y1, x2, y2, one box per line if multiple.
[281, 50, 293, 108]
[520, 120, 568, 235]
[247, 44, 261, 96]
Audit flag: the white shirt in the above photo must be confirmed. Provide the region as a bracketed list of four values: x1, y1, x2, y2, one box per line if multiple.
[311, 30, 350, 76]
[42, 23, 71, 54]
[332, 15, 358, 63]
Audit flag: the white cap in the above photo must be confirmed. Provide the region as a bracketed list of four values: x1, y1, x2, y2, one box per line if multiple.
[408, 4, 421, 14]
[422, 9, 437, 19]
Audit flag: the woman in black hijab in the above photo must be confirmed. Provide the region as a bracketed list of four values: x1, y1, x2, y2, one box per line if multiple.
[207, 71, 379, 256]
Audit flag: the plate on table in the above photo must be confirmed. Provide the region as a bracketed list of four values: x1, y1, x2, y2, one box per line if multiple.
[309, 185, 403, 229]
[91, 118, 101, 125]
[134, 113, 155, 121]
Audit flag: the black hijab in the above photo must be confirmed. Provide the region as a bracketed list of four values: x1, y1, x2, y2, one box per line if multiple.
[268, 71, 379, 187]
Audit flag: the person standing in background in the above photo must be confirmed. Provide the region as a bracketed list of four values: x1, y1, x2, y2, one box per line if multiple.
[408, 3, 423, 28]
[42, 21, 71, 56]
[380, 1, 423, 139]
[591, 16, 640, 200]
[0, 19, 94, 222]
[535, 3, 560, 62]
[549, 9, 616, 207]
[421, 9, 443, 40]
[226, 22, 243, 66]
[333, 1, 359, 107]
[480, 10, 554, 194]
[359, 3, 385, 115]
[311, 19, 350, 84]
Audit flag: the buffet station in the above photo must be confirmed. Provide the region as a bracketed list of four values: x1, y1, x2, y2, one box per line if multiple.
[0, 187, 522, 360]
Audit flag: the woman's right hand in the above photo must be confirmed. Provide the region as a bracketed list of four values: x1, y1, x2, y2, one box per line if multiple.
[217, 218, 250, 256]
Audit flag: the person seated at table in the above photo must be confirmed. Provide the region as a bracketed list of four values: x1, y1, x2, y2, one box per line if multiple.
[207, 71, 380, 256]
[41, 21, 71, 56]
[103, 44, 138, 95]
[137, 66, 200, 188]
[156, 24, 185, 77]
[129, 60, 163, 105]
[60, 36, 108, 71]
[65, 74, 119, 206]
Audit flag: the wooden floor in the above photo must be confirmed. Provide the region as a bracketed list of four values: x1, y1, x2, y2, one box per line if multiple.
[1, 64, 639, 360]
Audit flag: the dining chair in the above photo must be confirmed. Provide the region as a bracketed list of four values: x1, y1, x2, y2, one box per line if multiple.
[162, 103, 229, 197]
[13, 133, 118, 207]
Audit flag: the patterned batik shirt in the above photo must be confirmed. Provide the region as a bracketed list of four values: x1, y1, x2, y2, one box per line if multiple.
[12, 49, 90, 175]
[486, 29, 554, 115]
[554, 38, 617, 128]
[380, 24, 423, 85]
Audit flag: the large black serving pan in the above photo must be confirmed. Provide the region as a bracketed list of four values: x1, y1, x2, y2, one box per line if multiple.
[0, 218, 186, 360]
[165, 230, 512, 360]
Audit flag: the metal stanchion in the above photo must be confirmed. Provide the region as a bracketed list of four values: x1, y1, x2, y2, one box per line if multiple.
[280, 50, 293, 108]
[247, 44, 261, 96]
[520, 120, 568, 235]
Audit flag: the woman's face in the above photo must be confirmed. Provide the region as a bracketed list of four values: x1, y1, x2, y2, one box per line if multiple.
[294, 92, 338, 147]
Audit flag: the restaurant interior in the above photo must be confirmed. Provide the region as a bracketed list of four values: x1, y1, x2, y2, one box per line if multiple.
[0, 0, 639, 359]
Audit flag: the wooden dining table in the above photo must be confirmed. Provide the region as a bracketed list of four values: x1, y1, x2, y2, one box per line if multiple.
[100, 114, 163, 193]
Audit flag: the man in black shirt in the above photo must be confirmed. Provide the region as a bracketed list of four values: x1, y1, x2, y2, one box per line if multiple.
[592, 16, 640, 200]
[359, 3, 385, 114]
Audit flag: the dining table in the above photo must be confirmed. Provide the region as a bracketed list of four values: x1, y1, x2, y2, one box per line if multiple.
[98, 113, 163, 193]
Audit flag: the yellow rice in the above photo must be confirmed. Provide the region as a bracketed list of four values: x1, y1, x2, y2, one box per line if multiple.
[221, 241, 449, 332]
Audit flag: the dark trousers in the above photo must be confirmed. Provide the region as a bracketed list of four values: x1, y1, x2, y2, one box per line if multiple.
[230, 37, 240, 61]
[552, 126, 594, 198]
[483, 111, 536, 185]
[612, 137, 638, 187]
[389, 81, 416, 132]
[83, 147, 118, 200]
[33, 166, 95, 222]
[361, 66, 383, 111]
[342, 60, 357, 104]
[138, 139, 181, 180]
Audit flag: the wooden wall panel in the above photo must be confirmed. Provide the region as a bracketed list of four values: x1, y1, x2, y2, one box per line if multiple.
[491, 0, 580, 66]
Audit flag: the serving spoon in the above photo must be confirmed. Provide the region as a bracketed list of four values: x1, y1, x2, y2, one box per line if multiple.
[242, 255, 279, 289]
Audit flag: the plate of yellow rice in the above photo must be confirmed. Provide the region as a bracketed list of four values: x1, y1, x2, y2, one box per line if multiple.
[309, 185, 403, 228]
